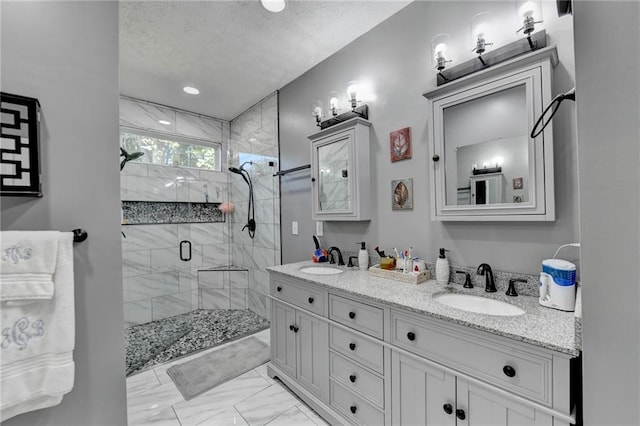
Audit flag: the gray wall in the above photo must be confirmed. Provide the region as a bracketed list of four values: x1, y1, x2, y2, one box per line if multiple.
[574, 1, 640, 424]
[1, 2, 126, 425]
[279, 1, 578, 274]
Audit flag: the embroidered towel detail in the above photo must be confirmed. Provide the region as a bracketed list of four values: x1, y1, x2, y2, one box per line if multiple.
[0, 231, 60, 301]
[0, 232, 75, 422]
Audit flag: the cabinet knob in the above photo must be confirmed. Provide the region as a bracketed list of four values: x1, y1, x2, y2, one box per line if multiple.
[311, 177, 316, 182]
[503, 365, 516, 377]
[349, 374, 356, 383]
[293, 326, 299, 333]
[289, 324, 294, 331]
[407, 331, 416, 341]
[442, 403, 453, 415]
[348, 311, 356, 319]
[432, 154, 440, 162]
[456, 409, 466, 420]
[308, 297, 314, 304]
[349, 342, 356, 351]
[350, 405, 357, 414]
[276, 286, 282, 292]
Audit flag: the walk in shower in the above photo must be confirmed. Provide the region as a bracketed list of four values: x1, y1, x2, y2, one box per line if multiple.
[120, 93, 280, 375]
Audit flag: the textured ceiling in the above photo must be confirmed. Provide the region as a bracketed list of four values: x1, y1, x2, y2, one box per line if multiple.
[119, 0, 411, 121]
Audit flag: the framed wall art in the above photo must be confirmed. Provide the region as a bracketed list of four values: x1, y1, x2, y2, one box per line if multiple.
[1, 92, 42, 197]
[390, 126, 411, 162]
[392, 178, 413, 210]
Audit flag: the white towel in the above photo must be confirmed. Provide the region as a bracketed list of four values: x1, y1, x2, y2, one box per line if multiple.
[0, 232, 75, 422]
[1, 231, 60, 301]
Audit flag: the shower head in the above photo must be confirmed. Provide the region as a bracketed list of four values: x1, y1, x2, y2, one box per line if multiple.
[229, 165, 251, 186]
[228, 166, 243, 175]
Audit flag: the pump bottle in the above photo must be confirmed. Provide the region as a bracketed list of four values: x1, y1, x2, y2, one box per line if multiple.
[358, 242, 369, 271]
[436, 248, 450, 285]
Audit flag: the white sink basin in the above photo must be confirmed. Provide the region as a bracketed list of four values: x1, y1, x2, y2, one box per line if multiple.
[299, 266, 344, 275]
[434, 293, 525, 316]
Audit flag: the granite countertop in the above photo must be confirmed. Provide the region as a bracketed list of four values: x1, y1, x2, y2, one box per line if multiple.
[268, 261, 581, 356]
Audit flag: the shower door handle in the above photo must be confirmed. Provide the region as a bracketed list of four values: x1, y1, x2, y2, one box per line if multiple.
[180, 240, 192, 262]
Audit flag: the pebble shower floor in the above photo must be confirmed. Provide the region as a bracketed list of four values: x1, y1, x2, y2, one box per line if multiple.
[125, 309, 270, 376]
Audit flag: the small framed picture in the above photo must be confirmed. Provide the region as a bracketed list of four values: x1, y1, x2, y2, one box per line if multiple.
[392, 178, 413, 210]
[513, 177, 523, 190]
[390, 127, 411, 162]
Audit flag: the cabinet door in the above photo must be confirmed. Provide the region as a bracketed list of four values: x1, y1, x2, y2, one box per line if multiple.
[391, 351, 456, 426]
[297, 310, 329, 402]
[271, 300, 296, 378]
[457, 379, 552, 426]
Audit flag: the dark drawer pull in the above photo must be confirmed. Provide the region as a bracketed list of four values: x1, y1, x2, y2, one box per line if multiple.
[349, 374, 356, 383]
[456, 409, 466, 420]
[407, 331, 416, 341]
[308, 297, 314, 304]
[348, 311, 356, 319]
[349, 342, 356, 351]
[443, 403, 453, 415]
[350, 405, 357, 414]
[276, 286, 282, 292]
[503, 365, 516, 377]
[289, 324, 294, 331]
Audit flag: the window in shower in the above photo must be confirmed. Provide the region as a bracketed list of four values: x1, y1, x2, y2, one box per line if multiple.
[120, 128, 221, 171]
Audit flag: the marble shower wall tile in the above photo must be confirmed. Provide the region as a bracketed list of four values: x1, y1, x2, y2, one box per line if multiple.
[190, 223, 225, 245]
[229, 270, 248, 289]
[198, 270, 228, 290]
[120, 98, 177, 133]
[200, 288, 230, 309]
[124, 300, 152, 326]
[122, 224, 179, 252]
[151, 291, 193, 321]
[175, 112, 223, 142]
[148, 164, 201, 181]
[123, 271, 180, 303]
[120, 162, 149, 177]
[123, 250, 151, 278]
[121, 175, 178, 202]
[230, 288, 247, 309]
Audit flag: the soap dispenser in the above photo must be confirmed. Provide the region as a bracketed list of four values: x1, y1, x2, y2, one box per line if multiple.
[358, 242, 369, 271]
[436, 248, 450, 285]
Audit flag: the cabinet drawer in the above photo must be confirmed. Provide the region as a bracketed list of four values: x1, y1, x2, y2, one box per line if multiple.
[329, 351, 384, 409]
[329, 294, 384, 339]
[330, 379, 385, 426]
[271, 279, 324, 315]
[390, 310, 552, 406]
[329, 325, 384, 374]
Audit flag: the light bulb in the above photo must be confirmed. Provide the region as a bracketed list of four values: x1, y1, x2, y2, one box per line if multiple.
[519, 1, 536, 18]
[434, 43, 447, 60]
[261, 0, 285, 13]
[329, 97, 338, 109]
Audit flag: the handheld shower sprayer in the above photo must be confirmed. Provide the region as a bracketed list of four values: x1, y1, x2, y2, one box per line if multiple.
[228, 161, 256, 239]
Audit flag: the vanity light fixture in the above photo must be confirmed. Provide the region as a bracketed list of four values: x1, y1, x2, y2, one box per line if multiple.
[261, 0, 285, 13]
[183, 86, 200, 95]
[347, 81, 359, 111]
[313, 105, 323, 127]
[471, 12, 494, 65]
[517, 1, 543, 49]
[431, 34, 452, 80]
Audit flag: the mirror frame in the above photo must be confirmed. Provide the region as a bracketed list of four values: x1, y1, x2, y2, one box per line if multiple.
[424, 46, 558, 221]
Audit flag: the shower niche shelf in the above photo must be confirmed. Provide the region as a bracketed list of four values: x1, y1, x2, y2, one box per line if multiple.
[121, 200, 224, 225]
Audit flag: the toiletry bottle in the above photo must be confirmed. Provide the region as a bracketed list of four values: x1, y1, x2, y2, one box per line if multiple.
[436, 248, 450, 285]
[358, 242, 369, 271]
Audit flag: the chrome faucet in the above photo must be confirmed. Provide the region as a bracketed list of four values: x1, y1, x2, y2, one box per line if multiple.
[476, 263, 497, 293]
[328, 247, 345, 266]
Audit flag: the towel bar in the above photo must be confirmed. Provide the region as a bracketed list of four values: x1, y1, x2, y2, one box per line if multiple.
[72, 229, 88, 243]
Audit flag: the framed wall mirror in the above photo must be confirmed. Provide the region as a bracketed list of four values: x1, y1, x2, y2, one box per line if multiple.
[424, 47, 557, 221]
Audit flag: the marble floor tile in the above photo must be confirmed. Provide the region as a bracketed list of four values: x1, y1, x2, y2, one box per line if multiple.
[265, 406, 319, 426]
[233, 382, 301, 425]
[126, 329, 326, 426]
[173, 370, 270, 426]
[127, 369, 161, 397]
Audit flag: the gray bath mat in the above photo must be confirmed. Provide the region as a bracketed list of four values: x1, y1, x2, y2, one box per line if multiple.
[167, 335, 270, 400]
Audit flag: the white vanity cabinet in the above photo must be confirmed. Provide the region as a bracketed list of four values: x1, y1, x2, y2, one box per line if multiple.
[270, 277, 329, 403]
[308, 117, 371, 221]
[267, 271, 578, 426]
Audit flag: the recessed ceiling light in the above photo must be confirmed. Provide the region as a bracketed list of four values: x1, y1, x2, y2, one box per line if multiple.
[248, 138, 257, 142]
[183, 86, 200, 95]
[158, 120, 171, 125]
[261, 0, 285, 13]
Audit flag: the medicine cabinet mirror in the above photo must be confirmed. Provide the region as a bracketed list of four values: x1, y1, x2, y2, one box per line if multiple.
[424, 46, 558, 221]
[308, 117, 371, 221]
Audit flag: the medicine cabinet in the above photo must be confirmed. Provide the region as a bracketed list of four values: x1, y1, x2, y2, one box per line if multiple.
[308, 117, 371, 221]
[423, 46, 558, 221]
